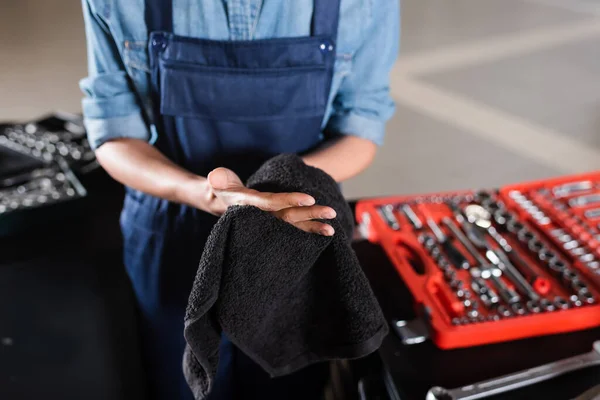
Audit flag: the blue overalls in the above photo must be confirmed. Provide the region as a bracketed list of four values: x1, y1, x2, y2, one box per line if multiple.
[120, 1, 340, 398]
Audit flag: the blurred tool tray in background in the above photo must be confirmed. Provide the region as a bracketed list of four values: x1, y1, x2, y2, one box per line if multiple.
[0, 113, 98, 235]
[356, 172, 600, 349]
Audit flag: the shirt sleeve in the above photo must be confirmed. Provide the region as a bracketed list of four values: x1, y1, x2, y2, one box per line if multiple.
[326, 0, 399, 146]
[79, 0, 150, 150]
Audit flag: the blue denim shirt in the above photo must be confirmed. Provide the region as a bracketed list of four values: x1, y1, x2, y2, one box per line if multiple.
[80, 0, 399, 150]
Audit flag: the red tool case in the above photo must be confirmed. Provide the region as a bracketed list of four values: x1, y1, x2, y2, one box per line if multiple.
[356, 172, 600, 349]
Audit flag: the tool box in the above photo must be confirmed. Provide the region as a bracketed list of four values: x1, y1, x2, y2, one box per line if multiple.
[356, 172, 600, 349]
[0, 113, 97, 236]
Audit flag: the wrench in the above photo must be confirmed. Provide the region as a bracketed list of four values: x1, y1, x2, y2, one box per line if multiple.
[401, 204, 423, 230]
[584, 208, 600, 220]
[427, 217, 471, 270]
[377, 204, 400, 230]
[569, 194, 600, 208]
[552, 181, 593, 198]
[426, 341, 600, 400]
[487, 249, 540, 302]
[443, 218, 519, 303]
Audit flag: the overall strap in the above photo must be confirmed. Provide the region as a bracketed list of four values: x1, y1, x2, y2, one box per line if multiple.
[145, 0, 173, 33]
[311, 0, 341, 38]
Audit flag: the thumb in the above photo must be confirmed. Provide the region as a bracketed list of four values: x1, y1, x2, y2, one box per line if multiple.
[207, 167, 244, 191]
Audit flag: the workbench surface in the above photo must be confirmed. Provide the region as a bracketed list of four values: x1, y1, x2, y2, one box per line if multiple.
[1, 177, 598, 400]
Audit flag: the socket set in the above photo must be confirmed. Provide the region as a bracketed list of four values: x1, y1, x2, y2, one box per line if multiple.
[0, 113, 97, 173]
[0, 113, 94, 218]
[0, 159, 87, 215]
[356, 172, 600, 349]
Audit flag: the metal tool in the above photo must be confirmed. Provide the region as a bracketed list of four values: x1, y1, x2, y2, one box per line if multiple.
[426, 341, 600, 400]
[473, 277, 500, 304]
[570, 194, 600, 208]
[444, 218, 520, 303]
[443, 218, 485, 265]
[450, 205, 487, 248]
[487, 225, 551, 295]
[497, 305, 512, 317]
[400, 204, 423, 229]
[557, 233, 573, 243]
[554, 297, 569, 310]
[377, 204, 400, 230]
[580, 253, 595, 263]
[562, 269, 579, 283]
[528, 239, 544, 253]
[526, 300, 541, 313]
[551, 228, 564, 235]
[464, 205, 540, 300]
[426, 217, 471, 270]
[470, 279, 486, 295]
[489, 249, 540, 301]
[540, 299, 556, 312]
[581, 292, 596, 304]
[509, 190, 524, 200]
[493, 210, 512, 226]
[548, 257, 567, 273]
[511, 302, 526, 315]
[511, 193, 551, 225]
[506, 219, 525, 234]
[584, 208, 600, 220]
[564, 240, 581, 251]
[571, 295, 583, 307]
[419, 233, 433, 245]
[450, 280, 463, 290]
[465, 204, 491, 229]
[538, 248, 555, 262]
[480, 198, 501, 213]
[427, 218, 447, 242]
[439, 259, 451, 270]
[471, 279, 494, 308]
[572, 280, 590, 295]
[478, 293, 493, 308]
[553, 181, 593, 198]
[493, 279, 520, 304]
[517, 228, 536, 243]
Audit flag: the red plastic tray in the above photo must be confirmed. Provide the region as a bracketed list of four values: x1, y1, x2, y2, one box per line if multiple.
[356, 172, 600, 349]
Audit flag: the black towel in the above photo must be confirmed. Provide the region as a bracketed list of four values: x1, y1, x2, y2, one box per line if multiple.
[183, 154, 388, 399]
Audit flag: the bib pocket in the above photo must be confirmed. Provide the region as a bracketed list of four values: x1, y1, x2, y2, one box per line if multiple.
[158, 59, 327, 121]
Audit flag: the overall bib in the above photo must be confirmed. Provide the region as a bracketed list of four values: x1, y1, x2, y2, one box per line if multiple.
[120, 1, 340, 398]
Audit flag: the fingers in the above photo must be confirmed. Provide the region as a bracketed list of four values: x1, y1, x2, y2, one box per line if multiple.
[273, 205, 336, 236]
[206, 168, 335, 235]
[240, 190, 315, 211]
[273, 205, 336, 224]
[293, 221, 335, 236]
[207, 168, 244, 190]
[207, 167, 315, 210]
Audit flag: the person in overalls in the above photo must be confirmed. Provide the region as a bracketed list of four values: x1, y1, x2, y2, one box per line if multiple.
[80, 0, 399, 398]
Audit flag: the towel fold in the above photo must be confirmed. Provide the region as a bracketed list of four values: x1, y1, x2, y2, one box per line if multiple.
[183, 154, 388, 399]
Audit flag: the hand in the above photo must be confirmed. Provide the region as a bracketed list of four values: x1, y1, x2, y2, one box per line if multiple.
[205, 167, 336, 236]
